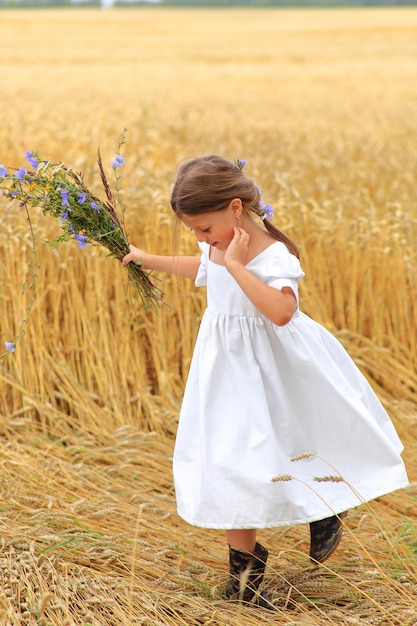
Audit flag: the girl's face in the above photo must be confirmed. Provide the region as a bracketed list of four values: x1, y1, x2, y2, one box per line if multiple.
[179, 201, 241, 252]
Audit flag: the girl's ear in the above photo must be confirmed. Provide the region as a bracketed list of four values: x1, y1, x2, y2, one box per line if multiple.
[229, 198, 243, 218]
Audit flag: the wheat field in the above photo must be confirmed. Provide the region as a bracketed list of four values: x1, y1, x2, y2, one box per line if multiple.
[0, 6, 417, 625]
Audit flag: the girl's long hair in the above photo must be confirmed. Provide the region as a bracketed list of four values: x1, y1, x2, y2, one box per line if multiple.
[170, 155, 299, 259]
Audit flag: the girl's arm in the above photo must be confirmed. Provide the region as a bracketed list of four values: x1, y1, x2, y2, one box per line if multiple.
[225, 227, 297, 326]
[227, 263, 296, 326]
[122, 245, 201, 280]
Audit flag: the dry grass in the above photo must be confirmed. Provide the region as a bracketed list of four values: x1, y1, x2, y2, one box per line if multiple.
[0, 6, 417, 624]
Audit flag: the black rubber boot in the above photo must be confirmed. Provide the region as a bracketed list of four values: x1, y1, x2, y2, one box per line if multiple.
[309, 511, 348, 563]
[225, 542, 275, 610]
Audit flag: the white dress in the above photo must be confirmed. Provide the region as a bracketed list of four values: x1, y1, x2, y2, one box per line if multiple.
[173, 242, 409, 529]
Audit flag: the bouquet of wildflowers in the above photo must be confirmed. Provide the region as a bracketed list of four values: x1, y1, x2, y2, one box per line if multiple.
[0, 133, 163, 357]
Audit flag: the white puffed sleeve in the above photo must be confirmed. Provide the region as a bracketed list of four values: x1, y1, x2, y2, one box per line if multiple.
[257, 242, 305, 305]
[194, 242, 209, 287]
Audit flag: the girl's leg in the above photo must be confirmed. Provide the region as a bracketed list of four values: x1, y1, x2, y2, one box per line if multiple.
[226, 529, 257, 552]
[224, 529, 274, 610]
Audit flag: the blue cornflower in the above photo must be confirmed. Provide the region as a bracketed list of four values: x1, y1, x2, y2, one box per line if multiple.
[90, 201, 100, 212]
[77, 192, 87, 204]
[74, 233, 88, 249]
[60, 189, 70, 208]
[258, 191, 274, 220]
[111, 153, 125, 168]
[0, 165, 7, 178]
[15, 168, 28, 180]
[263, 203, 274, 219]
[24, 150, 38, 170]
[4, 341, 15, 353]
[60, 210, 70, 221]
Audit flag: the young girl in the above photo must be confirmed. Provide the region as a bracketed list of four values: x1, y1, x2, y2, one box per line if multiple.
[122, 155, 408, 609]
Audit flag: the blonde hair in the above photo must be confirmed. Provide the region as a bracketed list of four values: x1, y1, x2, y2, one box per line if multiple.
[170, 155, 299, 259]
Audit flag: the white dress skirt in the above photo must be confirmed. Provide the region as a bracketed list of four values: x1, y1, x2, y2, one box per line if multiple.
[173, 241, 409, 529]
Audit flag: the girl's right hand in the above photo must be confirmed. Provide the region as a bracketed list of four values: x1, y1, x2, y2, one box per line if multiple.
[122, 244, 147, 267]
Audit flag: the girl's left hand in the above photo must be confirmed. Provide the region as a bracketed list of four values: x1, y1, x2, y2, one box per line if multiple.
[224, 226, 250, 267]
